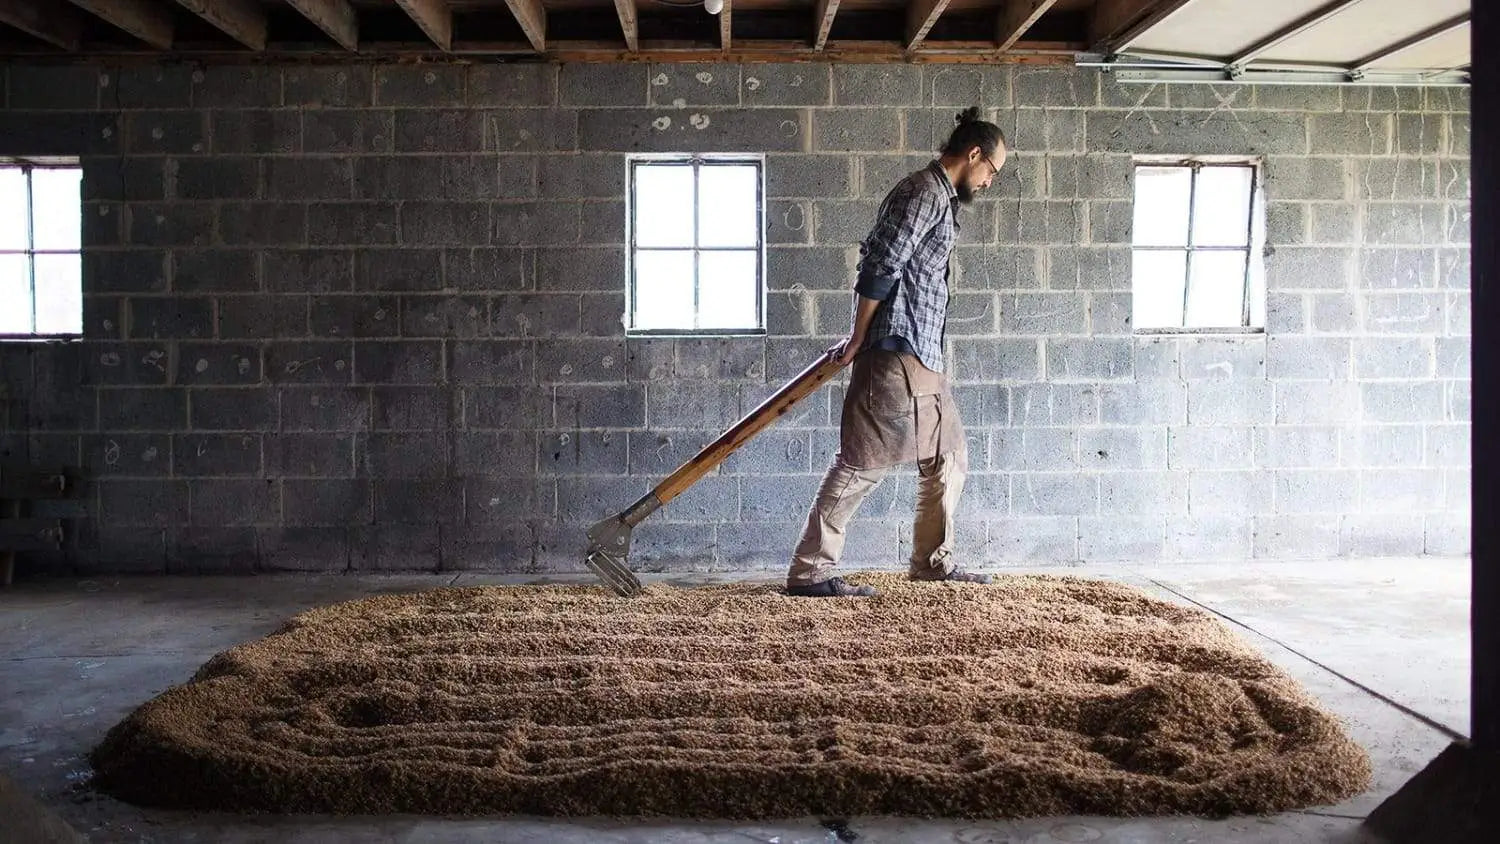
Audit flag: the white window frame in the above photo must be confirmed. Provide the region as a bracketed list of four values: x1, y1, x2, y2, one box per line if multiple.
[625, 153, 767, 336]
[1, 157, 83, 342]
[1130, 155, 1267, 335]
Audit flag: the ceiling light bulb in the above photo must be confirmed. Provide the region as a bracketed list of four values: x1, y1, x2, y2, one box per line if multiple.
[704, 0, 724, 15]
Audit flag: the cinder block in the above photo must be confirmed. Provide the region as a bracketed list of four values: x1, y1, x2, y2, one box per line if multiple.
[1360, 467, 1445, 513]
[192, 66, 280, 107]
[211, 110, 300, 154]
[217, 295, 308, 339]
[1310, 204, 1358, 244]
[1267, 336, 1350, 380]
[1339, 514, 1425, 557]
[1186, 380, 1274, 425]
[927, 65, 1011, 108]
[284, 66, 372, 107]
[174, 158, 260, 200]
[452, 431, 533, 476]
[954, 245, 1040, 290]
[1353, 337, 1434, 379]
[1309, 113, 1391, 154]
[463, 479, 552, 523]
[1080, 427, 1167, 471]
[1361, 381, 1445, 424]
[581, 108, 805, 153]
[172, 432, 260, 477]
[1266, 202, 1306, 245]
[351, 524, 439, 571]
[84, 341, 171, 386]
[1364, 202, 1446, 246]
[815, 109, 901, 152]
[124, 111, 207, 154]
[996, 292, 1086, 336]
[833, 65, 921, 106]
[1046, 338, 1133, 381]
[265, 341, 353, 385]
[1178, 337, 1267, 380]
[265, 158, 352, 200]
[740, 474, 821, 522]
[84, 433, 169, 477]
[353, 341, 443, 385]
[99, 478, 188, 526]
[303, 110, 393, 154]
[451, 247, 535, 291]
[402, 295, 491, 339]
[984, 516, 1076, 562]
[1361, 291, 1445, 334]
[310, 294, 399, 338]
[175, 342, 261, 385]
[220, 202, 307, 246]
[399, 202, 489, 246]
[1047, 246, 1130, 291]
[1310, 293, 1357, 333]
[1011, 472, 1097, 516]
[189, 387, 277, 431]
[1353, 159, 1440, 201]
[648, 63, 741, 107]
[189, 478, 278, 526]
[562, 64, 647, 106]
[258, 526, 349, 571]
[469, 64, 556, 107]
[1354, 424, 1425, 468]
[1447, 114, 1469, 156]
[169, 526, 258, 574]
[97, 387, 185, 430]
[86, 250, 168, 294]
[1190, 470, 1274, 515]
[1254, 84, 1341, 111]
[1255, 426, 1339, 469]
[307, 202, 395, 246]
[1088, 111, 1306, 155]
[279, 386, 369, 432]
[1014, 67, 1096, 108]
[264, 250, 353, 294]
[375, 65, 465, 107]
[463, 385, 548, 429]
[537, 429, 628, 476]
[534, 338, 627, 383]
[492, 201, 581, 246]
[268, 433, 354, 477]
[950, 338, 1041, 383]
[1436, 337, 1469, 379]
[1099, 471, 1187, 515]
[812, 199, 880, 244]
[1166, 83, 1245, 110]
[1252, 514, 1339, 558]
[993, 428, 1075, 470]
[1275, 469, 1359, 513]
[720, 429, 810, 475]
[646, 382, 741, 430]
[127, 296, 213, 339]
[374, 478, 463, 524]
[394, 109, 483, 153]
[766, 246, 851, 292]
[114, 66, 193, 108]
[1099, 382, 1186, 426]
[129, 203, 213, 247]
[447, 341, 534, 384]
[174, 249, 257, 293]
[1165, 515, 1250, 561]
[767, 155, 852, 199]
[1425, 513, 1470, 556]
[1079, 516, 1163, 561]
[742, 64, 830, 107]
[481, 108, 578, 153]
[1395, 113, 1444, 155]
[1266, 291, 1307, 334]
[353, 249, 441, 292]
[1266, 246, 1353, 290]
[357, 431, 448, 479]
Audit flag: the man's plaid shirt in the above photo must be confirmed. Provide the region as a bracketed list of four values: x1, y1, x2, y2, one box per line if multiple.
[853, 161, 960, 373]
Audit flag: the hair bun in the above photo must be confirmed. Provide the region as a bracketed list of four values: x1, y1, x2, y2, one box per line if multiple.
[955, 106, 982, 126]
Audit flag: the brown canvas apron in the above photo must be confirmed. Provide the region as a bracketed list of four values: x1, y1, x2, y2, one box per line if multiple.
[839, 348, 965, 470]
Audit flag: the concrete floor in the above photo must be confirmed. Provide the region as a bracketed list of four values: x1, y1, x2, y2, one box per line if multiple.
[0, 558, 1469, 843]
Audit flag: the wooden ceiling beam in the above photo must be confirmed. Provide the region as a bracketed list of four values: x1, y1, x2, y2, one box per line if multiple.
[171, 0, 267, 51]
[285, 0, 358, 51]
[65, 0, 172, 49]
[906, 0, 952, 51]
[394, 0, 452, 51]
[813, 0, 839, 51]
[997, 0, 1058, 53]
[612, 0, 637, 52]
[720, 0, 732, 52]
[1089, 0, 1199, 54]
[0, 0, 84, 50]
[502, 0, 546, 53]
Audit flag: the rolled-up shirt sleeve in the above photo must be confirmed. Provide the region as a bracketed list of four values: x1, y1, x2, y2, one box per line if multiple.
[854, 185, 943, 302]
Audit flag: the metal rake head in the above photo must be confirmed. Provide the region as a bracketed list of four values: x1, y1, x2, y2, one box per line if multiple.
[584, 514, 644, 597]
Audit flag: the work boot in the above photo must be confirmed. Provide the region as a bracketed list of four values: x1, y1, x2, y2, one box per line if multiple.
[785, 577, 878, 598]
[910, 568, 992, 585]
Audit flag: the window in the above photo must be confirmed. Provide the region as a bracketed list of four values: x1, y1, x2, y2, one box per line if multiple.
[1, 160, 82, 339]
[1130, 158, 1265, 332]
[627, 155, 764, 334]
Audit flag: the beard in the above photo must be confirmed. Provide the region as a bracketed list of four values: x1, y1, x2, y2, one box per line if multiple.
[955, 182, 976, 204]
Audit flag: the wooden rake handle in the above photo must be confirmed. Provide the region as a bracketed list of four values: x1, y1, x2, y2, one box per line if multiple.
[653, 350, 847, 506]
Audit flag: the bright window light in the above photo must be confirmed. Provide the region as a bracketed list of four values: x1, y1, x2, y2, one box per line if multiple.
[2, 161, 83, 339]
[628, 156, 764, 334]
[1131, 160, 1264, 333]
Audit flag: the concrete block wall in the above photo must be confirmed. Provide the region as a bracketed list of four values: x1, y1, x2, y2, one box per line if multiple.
[0, 62, 1470, 574]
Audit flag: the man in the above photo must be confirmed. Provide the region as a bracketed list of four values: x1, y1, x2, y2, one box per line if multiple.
[785, 107, 1007, 598]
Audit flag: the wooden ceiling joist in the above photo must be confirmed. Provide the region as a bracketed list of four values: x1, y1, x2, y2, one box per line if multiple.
[813, 0, 839, 51]
[172, 0, 267, 51]
[612, 0, 637, 51]
[720, 0, 732, 52]
[0, 0, 83, 50]
[285, 0, 358, 51]
[906, 0, 952, 51]
[997, 0, 1059, 53]
[502, 0, 546, 53]
[394, 0, 452, 51]
[66, 0, 173, 49]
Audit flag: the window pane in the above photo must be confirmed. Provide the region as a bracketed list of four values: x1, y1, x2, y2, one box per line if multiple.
[0, 254, 30, 333]
[1191, 166, 1254, 247]
[634, 164, 695, 248]
[0, 169, 27, 251]
[697, 164, 758, 248]
[1185, 250, 1248, 327]
[697, 250, 759, 330]
[31, 168, 82, 251]
[1131, 249, 1188, 329]
[34, 253, 82, 334]
[633, 249, 695, 329]
[1132, 166, 1191, 247]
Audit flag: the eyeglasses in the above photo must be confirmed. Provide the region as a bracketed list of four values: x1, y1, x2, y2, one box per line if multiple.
[980, 155, 1002, 177]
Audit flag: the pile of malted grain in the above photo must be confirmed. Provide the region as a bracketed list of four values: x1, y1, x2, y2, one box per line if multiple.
[90, 573, 1370, 818]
